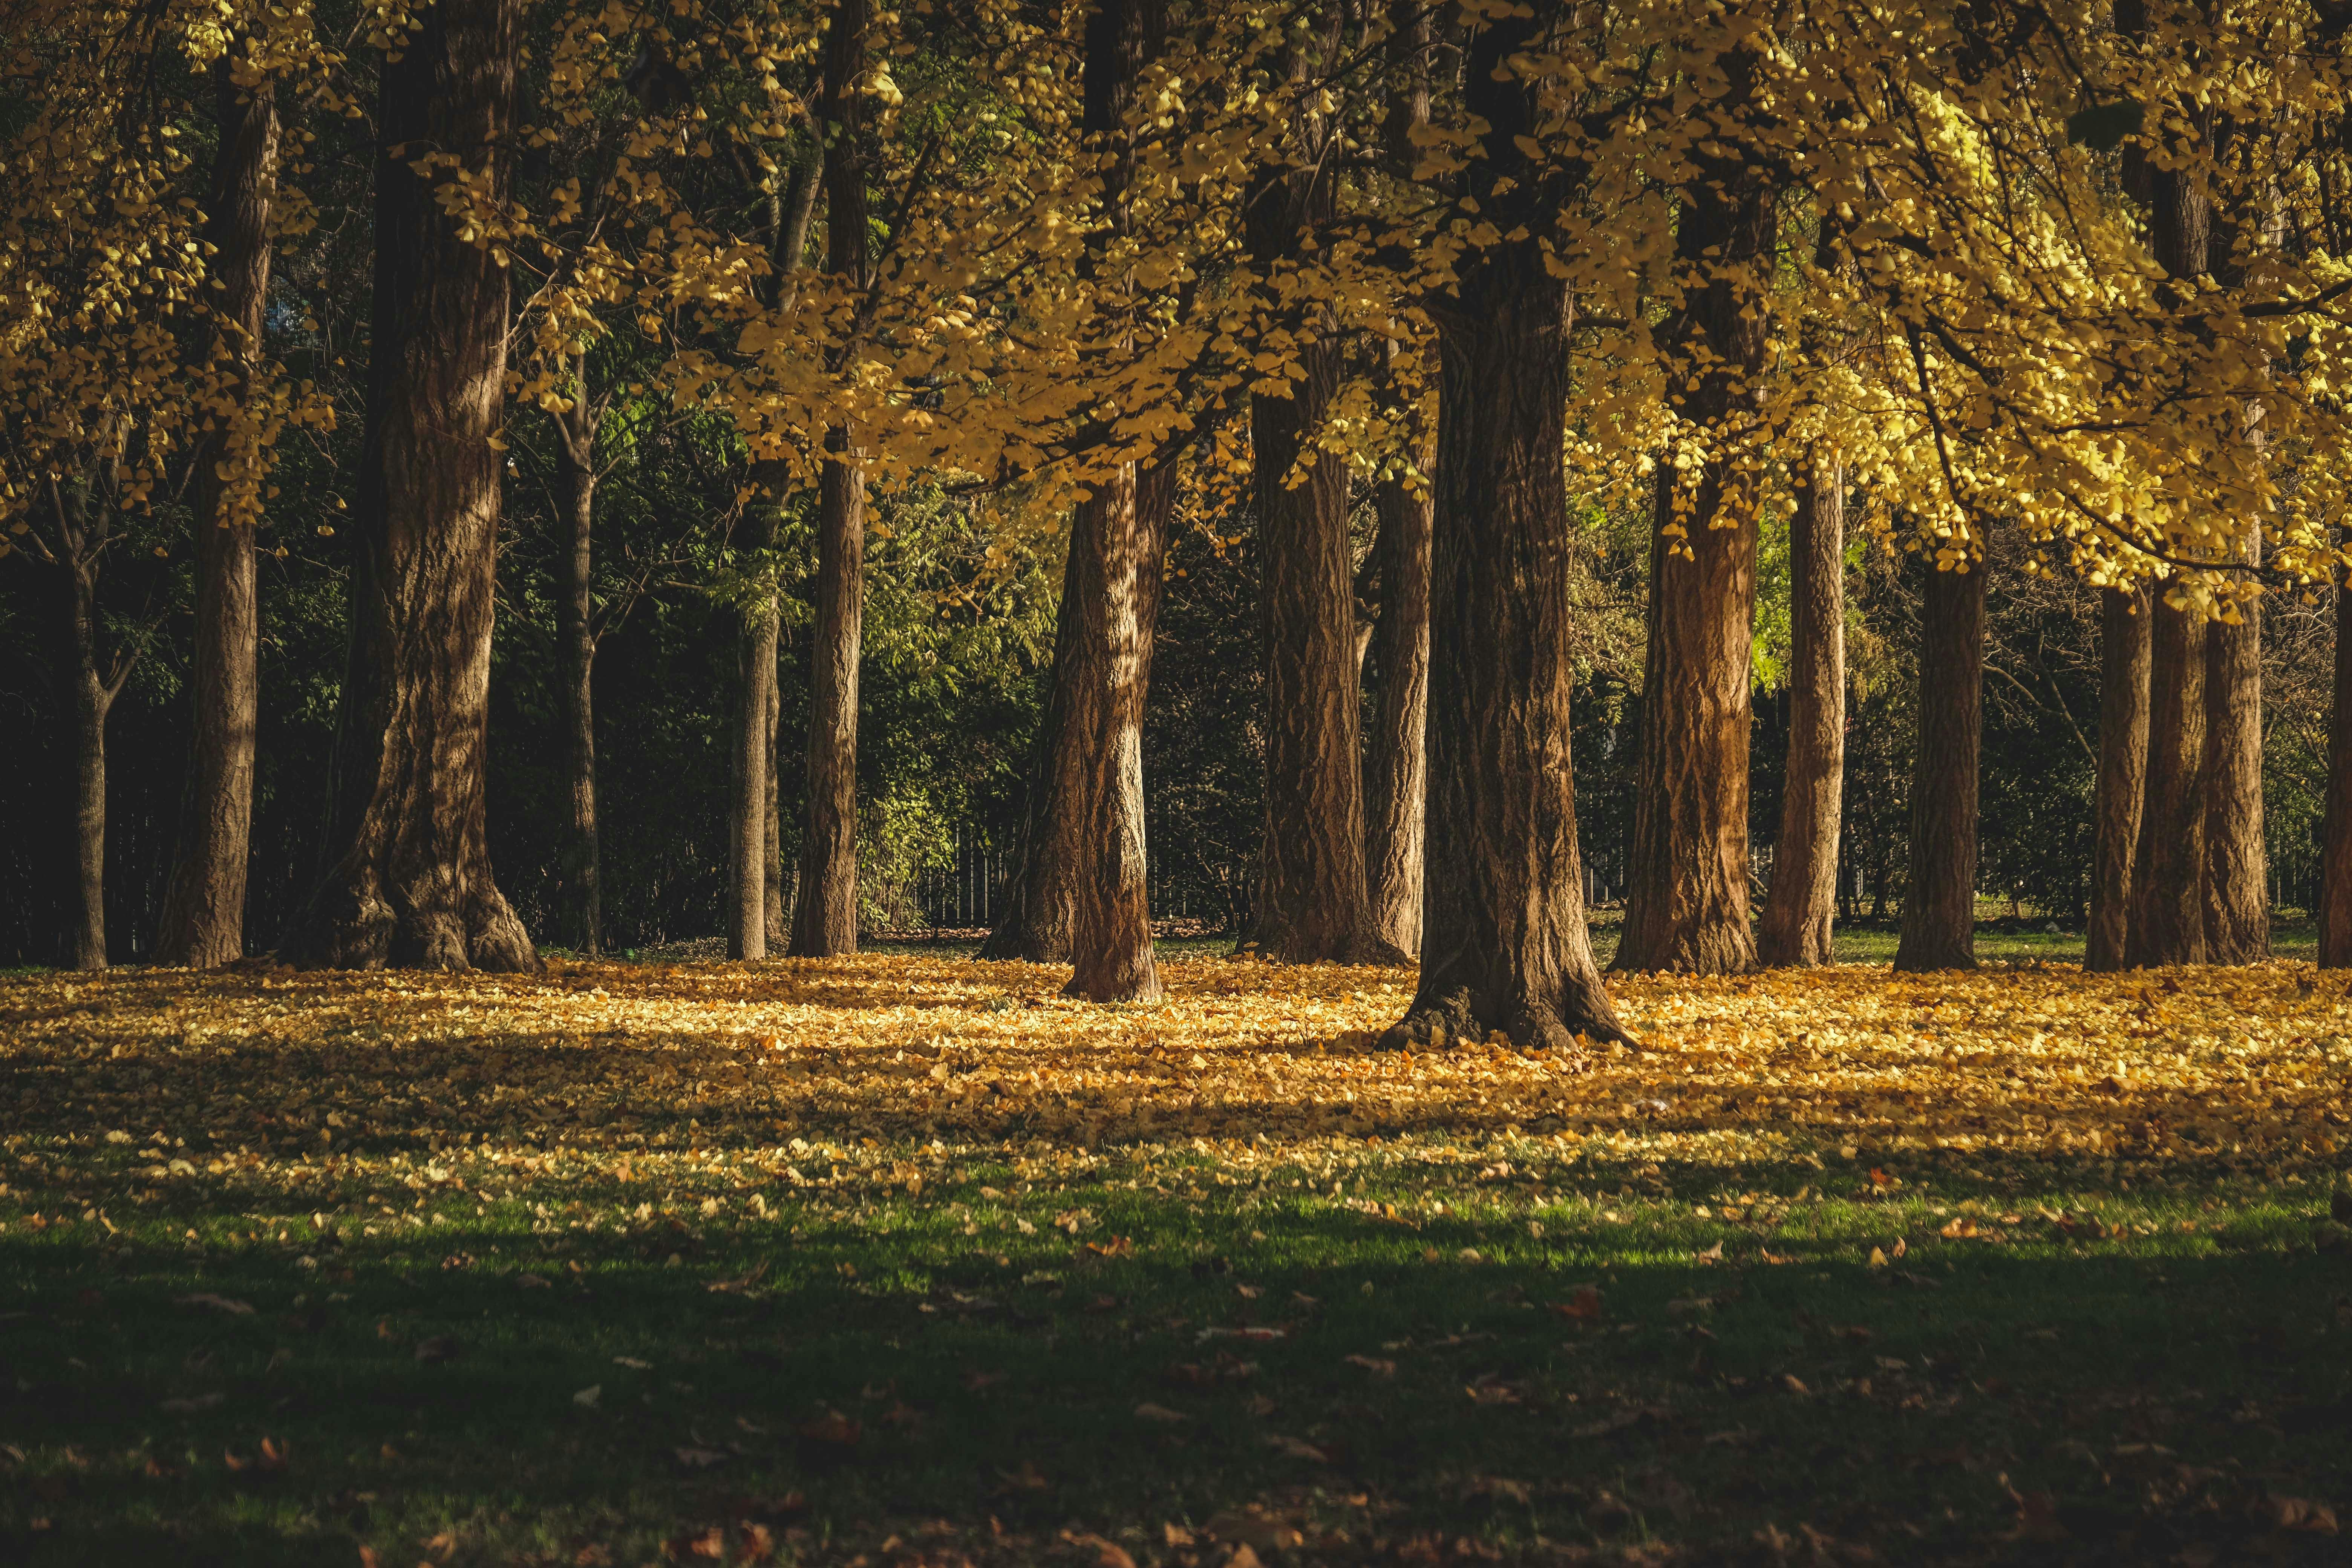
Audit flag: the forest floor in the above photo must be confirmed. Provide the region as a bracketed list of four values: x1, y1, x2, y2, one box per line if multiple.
[3, 953, 2349, 1566]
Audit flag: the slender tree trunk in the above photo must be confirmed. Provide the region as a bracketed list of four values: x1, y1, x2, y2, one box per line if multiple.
[63, 526, 110, 971]
[764, 645, 786, 950]
[2127, 596, 2210, 966]
[550, 359, 600, 956]
[157, 56, 277, 968]
[1893, 555, 1986, 972]
[790, 449, 865, 955]
[1381, 10, 1626, 1051]
[787, 0, 872, 957]
[2202, 540, 2267, 963]
[282, 0, 536, 972]
[729, 596, 777, 960]
[1613, 150, 1774, 976]
[2084, 584, 2150, 972]
[1757, 452, 1845, 967]
[2322, 574, 2352, 966]
[1362, 383, 1430, 963]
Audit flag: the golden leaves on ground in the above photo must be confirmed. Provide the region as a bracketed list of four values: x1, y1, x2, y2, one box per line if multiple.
[2, 954, 2346, 1191]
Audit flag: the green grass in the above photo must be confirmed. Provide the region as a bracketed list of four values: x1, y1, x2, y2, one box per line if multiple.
[8, 1137, 2350, 1565]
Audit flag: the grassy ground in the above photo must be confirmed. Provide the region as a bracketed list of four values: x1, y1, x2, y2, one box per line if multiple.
[3, 952, 2349, 1566]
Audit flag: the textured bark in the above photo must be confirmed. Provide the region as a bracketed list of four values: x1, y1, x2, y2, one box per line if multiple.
[1756, 453, 1845, 968]
[1244, 20, 1375, 965]
[157, 57, 277, 968]
[1060, 0, 1164, 1003]
[1893, 557, 1986, 973]
[1363, 384, 1430, 962]
[1613, 123, 1775, 977]
[2084, 585, 2150, 972]
[1381, 9, 1626, 1051]
[2322, 578, 2352, 966]
[281, 0, 537, 972]
[764, 645, 786, 951]
[550, 356, 600, 955]
[2127, 596, 2209, 966]
[977, 455, 1174, 966]
[789, 451, 865, 956]
[728, 593, 778, 960]
[1064, 464, 1163, 1003]
[58, 487, 113, 971]
[2201, 543, 2267, 964]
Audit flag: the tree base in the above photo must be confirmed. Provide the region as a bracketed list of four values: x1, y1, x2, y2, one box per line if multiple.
[281, 870, 540, 974]
[1376, 983, 1634, 1056]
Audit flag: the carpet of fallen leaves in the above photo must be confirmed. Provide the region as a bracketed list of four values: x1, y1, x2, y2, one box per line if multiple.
[5, 951, 2352, 1567]
[8, 952, 2348, 1170]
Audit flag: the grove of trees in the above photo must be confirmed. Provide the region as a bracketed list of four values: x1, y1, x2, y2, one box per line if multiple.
[5, 0, 2352, 1044]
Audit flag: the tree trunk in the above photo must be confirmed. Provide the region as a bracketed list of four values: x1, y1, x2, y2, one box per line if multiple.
[1063, 462, 1163, 1003]
[982, 455, 1174, 963]
[1612, 152, 1774, 976]
[1756, 451, 1845, 967]
[2084, 584, 2150, 972]
[790, 449, 865, 956]
[1362, 377, 1430, 963]
[281, 0, 536, 973]
[2322, 575, 2352, 966]
[764, 640, 786, 950]
[2201, 544, 2266, 964]
[157, 56, 277, 969]
[63, 519, 110, 971]
[1245, 65, 1374, 964]
[550, 357, 600, 956]
[786, 0, 871, 957]
[1381, 9, 1626, 1051]
[1892, 555, 1986, 972]
[2126, 595, 2210, 966]
[728, 590, 777, 960]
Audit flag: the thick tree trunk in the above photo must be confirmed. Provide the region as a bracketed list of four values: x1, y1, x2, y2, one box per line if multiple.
[790, 449, 865, 956]
[1362, 395, 1430, 962]
[2322, 577, 2352, 966]
[1892, 555, 1986, 972]
[2084, 585, 2150, 972]
[2201, 547, 2266, 964]
[281, 0, 536, 972]
[1064, 463, 1163, 1002]
[1756, 452, 1845, 967]
[2126, 595, 2210, 966]
[1381, 11, 1626, 1051]
[550, 363, 600, 956]
[982, 456, 1175, 964]
[157, 57, 277, 968]
[1245, 82, 1375, 964]
[1613, 155, 1774, 976]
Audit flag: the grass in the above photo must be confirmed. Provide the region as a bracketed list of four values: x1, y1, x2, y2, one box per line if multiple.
[3, 953, 2349, 1566]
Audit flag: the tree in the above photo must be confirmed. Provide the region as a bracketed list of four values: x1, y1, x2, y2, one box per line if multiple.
[1362, 356, 1429, 963]
[1892, 550, 1985, 973]
[1380, 3, 1628, 1051]
[156, 50, 280, 968]
[2084, 585, 2148, 972]
[787, 0, 874, 958]
[1757, 453, 1845, 967]
[2323, 570, 2352, 968]
[280, 0, 537, 972]
[547, 349, 606, 954]
[2201, 543, 2267, 963]
[1061, 0, 1166, 1004]
[1242, 7, 1377, 966]
[1612, 51, 1776, 978]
